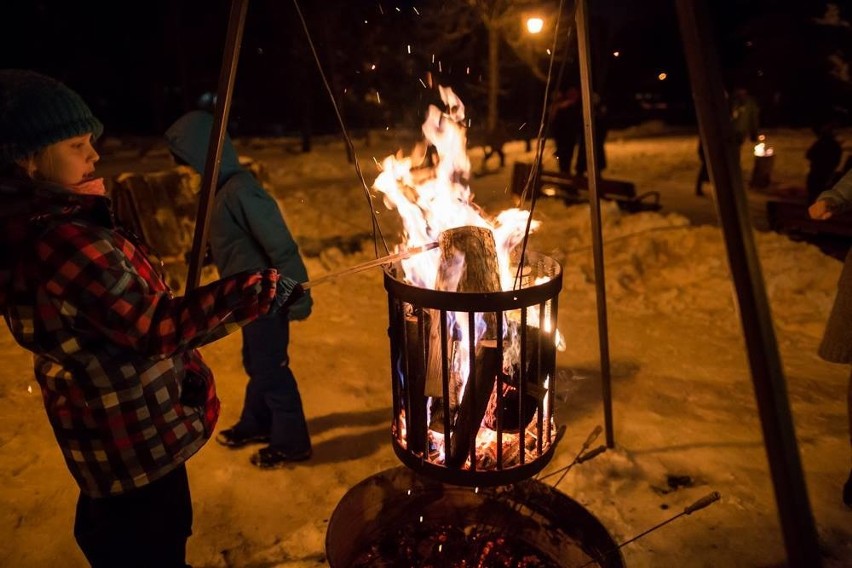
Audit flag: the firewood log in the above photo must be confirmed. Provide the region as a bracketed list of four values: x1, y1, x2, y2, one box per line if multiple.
[404, 312, 427, 453]
[427, 226, 503, 468]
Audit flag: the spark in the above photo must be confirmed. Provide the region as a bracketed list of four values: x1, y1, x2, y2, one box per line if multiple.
[395, 6, 401, 11]
[613, 51, 620, 57]
[27, 385, 32, 394]
[419, 78, 428, 88]
[438, 61, 442, 72]
[466, 66, 470, 75]
[376, 91, 381, 104]
[371, 63, 377, 70]
[518, 122, 527, 131]
[377, 2, 383, 15]
[413, 6, 420, 15]
[431, 54, 435, 63]
[546, 48, 552, 55]
[407, 44, 411, 54]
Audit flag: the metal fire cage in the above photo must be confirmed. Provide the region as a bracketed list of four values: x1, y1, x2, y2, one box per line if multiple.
[384, 251, 564, 487]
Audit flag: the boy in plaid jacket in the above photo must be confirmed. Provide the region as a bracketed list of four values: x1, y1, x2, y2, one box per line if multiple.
[0, 70, 302, 567]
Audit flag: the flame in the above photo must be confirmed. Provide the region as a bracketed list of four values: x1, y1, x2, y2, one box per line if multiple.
[372, 86, 539, 289]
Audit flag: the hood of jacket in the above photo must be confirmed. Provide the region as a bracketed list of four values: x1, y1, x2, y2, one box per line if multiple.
[165, 110, 242, 188]
[0, 177, 112, 309]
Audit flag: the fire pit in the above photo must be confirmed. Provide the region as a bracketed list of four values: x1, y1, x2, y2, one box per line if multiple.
[326, 466, 624, 568]
[384, 247, 564, 487]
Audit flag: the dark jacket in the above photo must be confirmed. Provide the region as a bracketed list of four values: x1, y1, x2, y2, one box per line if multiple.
[0, 177, 274, 496]
[165, 111, 312, 321]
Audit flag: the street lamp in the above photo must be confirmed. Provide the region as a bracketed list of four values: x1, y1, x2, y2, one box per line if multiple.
[526, 16, 544, 34]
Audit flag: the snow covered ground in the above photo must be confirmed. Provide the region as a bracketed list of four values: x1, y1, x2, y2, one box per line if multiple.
[1, 124, 850, 567]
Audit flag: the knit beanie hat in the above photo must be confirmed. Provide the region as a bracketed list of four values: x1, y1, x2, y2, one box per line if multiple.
[0, 69, 103, 167]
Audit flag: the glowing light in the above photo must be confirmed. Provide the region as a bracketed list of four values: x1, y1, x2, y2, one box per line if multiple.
[371, 64, 377, 70]
[526, 17, 544, 34]
[613, 51, 620, 57]
[407, 44, 411, 54]
[754, 135, 774, 157]
[658, 72, 667, 81]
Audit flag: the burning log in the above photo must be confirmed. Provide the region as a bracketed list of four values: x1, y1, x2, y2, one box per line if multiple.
[484, 320, 546, 433]
[403, 312, 428, 454]
[423, 226, 503, 468]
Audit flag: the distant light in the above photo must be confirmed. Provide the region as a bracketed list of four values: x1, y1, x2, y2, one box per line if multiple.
[658, 72, 667, 81]
[526, 17, 544, 34]
[613, 51, 620, 57]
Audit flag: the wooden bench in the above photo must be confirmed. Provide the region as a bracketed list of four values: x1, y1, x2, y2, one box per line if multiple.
[766, 200, 852, 238]
[510, 162, 661, 213]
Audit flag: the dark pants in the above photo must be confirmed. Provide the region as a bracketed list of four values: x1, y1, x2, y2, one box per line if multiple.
[74, 464, 192, 568]
[239, 313, 311, 453]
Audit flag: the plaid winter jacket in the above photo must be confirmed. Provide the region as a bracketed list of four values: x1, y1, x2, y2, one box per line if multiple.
[0, 177, 277, 497]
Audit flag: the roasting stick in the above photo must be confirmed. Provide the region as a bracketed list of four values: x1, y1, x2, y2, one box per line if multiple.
[573, 492, 722, 568]
[538, 425, 607, 489]
[301, 242, 439, 290]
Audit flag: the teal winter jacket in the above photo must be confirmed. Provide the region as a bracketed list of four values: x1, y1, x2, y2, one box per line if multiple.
[166, 111, 312, 320]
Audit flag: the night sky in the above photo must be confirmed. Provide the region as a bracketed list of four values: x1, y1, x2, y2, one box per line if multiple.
[0, 1, 845, 136]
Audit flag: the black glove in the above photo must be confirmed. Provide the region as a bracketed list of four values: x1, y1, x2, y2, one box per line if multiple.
[269, 276, 305, 315]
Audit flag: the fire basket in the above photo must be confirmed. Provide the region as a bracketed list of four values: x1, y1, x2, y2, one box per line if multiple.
[384, 244, 564, 487]
[326, 466, 625, 567]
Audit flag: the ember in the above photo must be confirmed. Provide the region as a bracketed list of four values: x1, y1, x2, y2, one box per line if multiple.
[350, 522, 562, 567]
[325, 467, 625, 568]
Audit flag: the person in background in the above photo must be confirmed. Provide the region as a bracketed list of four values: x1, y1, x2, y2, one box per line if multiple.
[166, 110, 314, 469]
[730, 86, 760, 150]
[808, 168, 852, 507]
[549, 86, 582, 175]
[0, 70, 303, 566]
[805, 122, 842, 205]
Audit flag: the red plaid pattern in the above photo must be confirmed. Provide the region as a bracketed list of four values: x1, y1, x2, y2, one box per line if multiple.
[1, 183, 276, 497]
